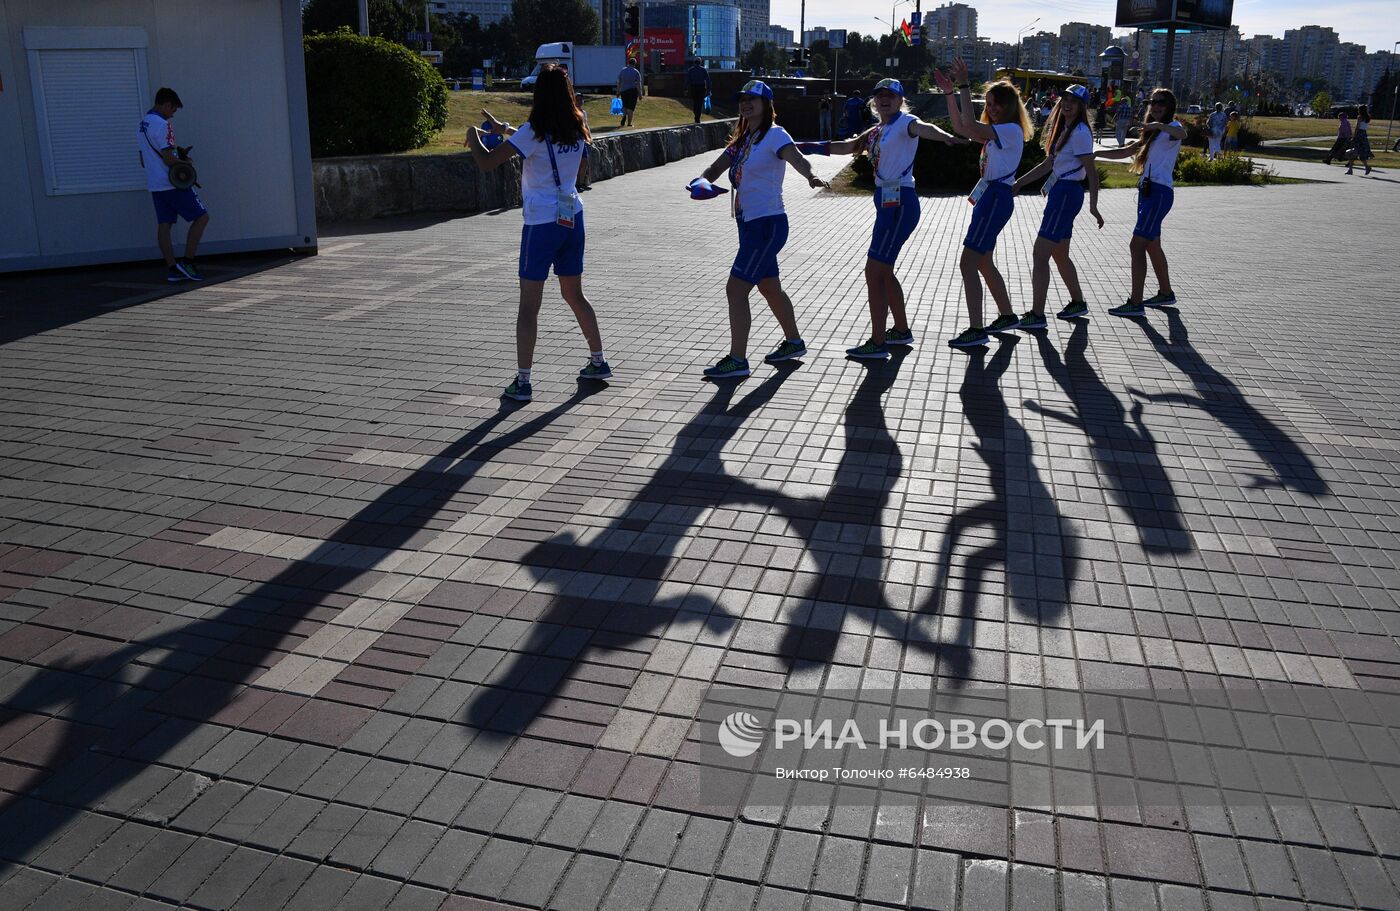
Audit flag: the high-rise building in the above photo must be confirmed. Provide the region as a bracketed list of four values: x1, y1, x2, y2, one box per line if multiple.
[1058, 22, 1112, 75]
[642, 2, 741, 69]
[928, 3, 976, 40]
[1016, 31, 1061, 71]
[737, 0, 769, 53]
[802, 26, 828, 47]
[767, 24, 793, 49]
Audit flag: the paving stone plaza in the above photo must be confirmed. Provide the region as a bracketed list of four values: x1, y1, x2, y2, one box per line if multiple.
[2, 148, 1399, 910]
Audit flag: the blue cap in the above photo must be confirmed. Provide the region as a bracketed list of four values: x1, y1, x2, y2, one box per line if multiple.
[873, 78, 904, 97]
[1063, 84, 1090, 104]
[734, 79, 774, 101]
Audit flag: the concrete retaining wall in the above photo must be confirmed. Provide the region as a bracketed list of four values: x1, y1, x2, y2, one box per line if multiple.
[313, 119, 736, 222]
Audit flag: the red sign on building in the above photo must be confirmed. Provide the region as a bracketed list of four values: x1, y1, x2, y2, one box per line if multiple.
[627, 29, 687, 65]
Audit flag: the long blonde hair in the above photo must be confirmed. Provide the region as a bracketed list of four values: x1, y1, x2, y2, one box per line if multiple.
[981, 81, 1033, 142]
[1131, 88, 1176, 175]
[1042, 95, 1088, 155]
[727, 98, 776, 149]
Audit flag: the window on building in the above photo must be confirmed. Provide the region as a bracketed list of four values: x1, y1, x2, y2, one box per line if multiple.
[23, 27, 150, 196]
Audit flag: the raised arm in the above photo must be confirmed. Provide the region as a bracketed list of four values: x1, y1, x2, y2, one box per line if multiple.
[1149, 120, 1187, 140]
[465, 126, 519, 172]
[481, 108, 517, 137]
[1095, 138, 1144, 160]
[910, 118, 965, 144]
[778, 143, 830, 189]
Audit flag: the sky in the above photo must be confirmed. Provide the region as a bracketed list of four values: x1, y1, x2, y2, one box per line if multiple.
[769, 0, 1400, 56]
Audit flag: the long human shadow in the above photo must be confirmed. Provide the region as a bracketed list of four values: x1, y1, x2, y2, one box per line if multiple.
[1132, 308, 1329, 496]
[775, 348, 938, 667]
[1025, 321, 1192, 554]
[464, 365, 819, 737]
[0, 387, 602, 866]
[929, 338, 1078, 684]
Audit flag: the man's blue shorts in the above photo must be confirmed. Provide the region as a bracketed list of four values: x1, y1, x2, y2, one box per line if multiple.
[731, 214, 789, 286]
[1133, 182, 1174, 241]
[963, 182, 1015, 254]
[519, 214, 586, 281]
[868, 187, 921, 265]
[151, 188, 208, 225]
[1037, 179, 1085, 243]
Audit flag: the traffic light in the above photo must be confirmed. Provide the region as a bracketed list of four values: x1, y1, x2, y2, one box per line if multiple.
[789, 47, 808, 68]
[624, 4, 639, 36]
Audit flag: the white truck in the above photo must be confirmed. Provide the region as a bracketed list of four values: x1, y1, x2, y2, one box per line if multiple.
[522, 42, 627, 92]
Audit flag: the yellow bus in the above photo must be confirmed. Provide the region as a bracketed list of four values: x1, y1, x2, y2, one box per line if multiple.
[994, 68, 1100, 97]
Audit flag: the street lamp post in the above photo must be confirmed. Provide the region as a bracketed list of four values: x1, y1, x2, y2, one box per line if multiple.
[1015, 18, 1040, 73]
[873, 1, 911, 74]
[1387, 41, 1400, 148]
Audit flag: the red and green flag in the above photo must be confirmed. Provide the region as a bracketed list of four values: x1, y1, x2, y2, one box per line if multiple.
[899, 19, 913, 45]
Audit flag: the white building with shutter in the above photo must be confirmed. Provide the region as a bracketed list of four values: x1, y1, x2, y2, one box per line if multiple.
[1, 0, 317, 272]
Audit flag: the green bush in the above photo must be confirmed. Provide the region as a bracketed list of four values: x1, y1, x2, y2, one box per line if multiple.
[1174, 149, 1256, 184]
[304, 28, 449, 157]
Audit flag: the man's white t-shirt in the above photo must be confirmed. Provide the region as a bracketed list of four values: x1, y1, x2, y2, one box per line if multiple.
[1207, 110, 1228, 136]
[981, 122, 1024, 185]
[507, 121, 586, 225]
[729, 125, 795, 220]
[138, 111, 175, 192]
[1142, 120, 1184, 187]
[1050, 122, 1094, 181]
[870, 112, 918, 189]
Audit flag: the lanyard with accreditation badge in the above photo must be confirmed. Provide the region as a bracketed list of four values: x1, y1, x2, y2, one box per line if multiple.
[869, 117, 912, 208]
[728, 130, 756, 220]
[545, 137, 577, 228]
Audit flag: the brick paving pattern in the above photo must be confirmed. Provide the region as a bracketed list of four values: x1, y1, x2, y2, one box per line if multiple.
[1, 148, 1399, 910]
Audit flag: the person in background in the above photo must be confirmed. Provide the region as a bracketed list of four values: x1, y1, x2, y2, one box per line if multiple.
[1206, 102, 1228, 159]
[1345, 105, 1373, 175]
[1223, 110, 1241, 151]
[843, 93, 867, 137]
[137, 87, 210, 283]
[1093, 100, 1108, 143]
[818, 95, 833, 140]
[1323, 112, 1351, 165]
[615, 60, 642, 128]
[1114, 97, 1133, 147]
[686, 59, 711, 124]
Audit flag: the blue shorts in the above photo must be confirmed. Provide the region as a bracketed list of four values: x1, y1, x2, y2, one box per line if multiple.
[1133, 182, 1174, 241]
[151, 188, 208, 225]
[868, 187, 921, 265]
[963, 182, 1014, 254]
[519, 213, 585, 281]
[1037, 179, 1085, 243]
[731, 214, 789, 286]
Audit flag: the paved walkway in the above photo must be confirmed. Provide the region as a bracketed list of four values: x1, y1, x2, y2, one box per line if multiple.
[1, 148, 1400, 911]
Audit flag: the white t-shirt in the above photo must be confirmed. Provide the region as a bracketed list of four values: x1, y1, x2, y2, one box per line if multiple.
[729, 124, 795, 220]
[1049, 122, 1094, 181]
[980, 122, 1024, 185]
[1141, 120, 1183, 187]
[137, 111, 175, 192]
[869, 112, 918, 188]
[507, 121, 586, 225]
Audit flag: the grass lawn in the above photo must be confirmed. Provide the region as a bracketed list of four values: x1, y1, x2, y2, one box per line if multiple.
[1243, 137, 1400, 171]
[1246, 115, 1400, 142]
[411, 90, 736, 155]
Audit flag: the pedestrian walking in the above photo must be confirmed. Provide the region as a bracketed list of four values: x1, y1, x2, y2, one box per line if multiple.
[1223, 111, 1241, 151]
[1094, 101, 1107, 143]
[616, 61, 641, 128]
[1323, 112, 1351, 165]
[466, 65, 611, 402]
[818, 95, 833, 140]
[1010, 84, 1104, 327]
[1097, 88, 1186, 317]
[137, 87, 210, 283]
[1114, 98, 1133, 147]
[1345, 105, 1373, 175]
[1206, 102, 1227, 159]
[932, 59, 1033, 347]
[843, 93, 867, 137]
[686, 59, 710, 124]
[797, 78, 962, 360]
[690, 80, 828, 379]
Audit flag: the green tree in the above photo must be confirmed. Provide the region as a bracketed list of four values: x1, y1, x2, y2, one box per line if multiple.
[511, 0, 598, 58]
[303, 0, 414, 41]
[1310, 90, 1331, 116]
[743, 40, 771, 73]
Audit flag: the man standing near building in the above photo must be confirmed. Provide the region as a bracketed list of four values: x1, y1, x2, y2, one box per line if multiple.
[686, 59, 710, 124]
[616, 60, 642, 128]
[1206, 102, 1228, 159]
[137, 87, 210, 282]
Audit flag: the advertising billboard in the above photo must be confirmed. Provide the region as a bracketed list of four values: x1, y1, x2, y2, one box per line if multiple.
[1115, 0, 1232, 29]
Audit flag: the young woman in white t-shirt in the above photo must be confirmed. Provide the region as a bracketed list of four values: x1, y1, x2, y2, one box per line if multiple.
[1098, 87, 1187, 317]
[691, 80, 828, 379]
[467, 65, 610, 402]
[797, 77, 963, 360]
[933, 59, 1034, 348]
[1010, 84, 1104, 328]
